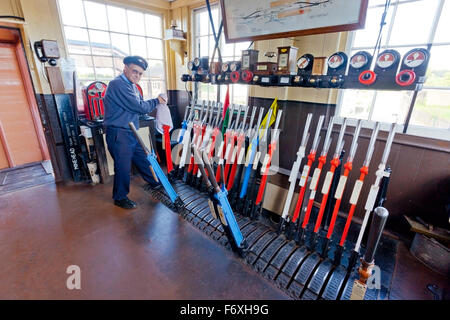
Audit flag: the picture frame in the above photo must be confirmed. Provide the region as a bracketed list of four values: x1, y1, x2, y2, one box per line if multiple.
[220, 0, 369, 43]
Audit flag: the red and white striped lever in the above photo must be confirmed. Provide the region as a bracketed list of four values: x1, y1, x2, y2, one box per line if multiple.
[333, 121, 381, 265]
[287, 114, 325, 238]
[278, 113, 314, 234]
[208, 102, 223, 160]
[322, 119, 363, 256]
[254, 109, 283, 206]
[295, 116, 335, 243]
[347, 122, 397, 267]
[191, 101, 211, 180]
[227, 106, 251, 191]
[304, 118, 349, 247]
[215, 104, 235, 183]
[224, 104, 243, 183]
[186, 101, 206, 178]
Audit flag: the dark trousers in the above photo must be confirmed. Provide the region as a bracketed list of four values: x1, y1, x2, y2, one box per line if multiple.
[106, 126, 158, 200]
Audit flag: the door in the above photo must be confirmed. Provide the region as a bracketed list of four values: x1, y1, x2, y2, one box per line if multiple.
[0, 43, 43, 169]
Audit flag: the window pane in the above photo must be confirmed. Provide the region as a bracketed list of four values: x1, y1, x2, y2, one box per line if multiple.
[199, 83, 210, 101]
[410, 89, 450, 129]
[220, 84, 233, 103]
[140, 80, 150, 99]
[196, 11, 209, 36]
[84, 1, 108, 30]
[209, 35, 215, 57]
[127, 10, 146, 36]
[233, 84, 248, 105]
[113, 57, 124, 75]
[211, 8, 219, 34]
[64, 26, 90, 54]
[340, 90, 373, 119]
[129, 35, 147, 57]
[111, 33, 130, 56]
[434, 0, 450, 43]
[147, 38, 163, 59]
[72, 54, 94, 79]
[95, 67, 114, 79]
[353, 6, 393, 48]
[371, 91, 412, 124]
[210, 85, 218, 102]
[195, 36, 209, 57]
[235, 42, 250, 58]
[369, 0, 391, 8]
[77, 67, 95, 80]
[388, 0, 439, 46]
[107, 6, 127, 33]
[58, 0, 86, 27]
[147, 60, 165, 79]
[89, 30, 111, 55]
[424, 45, 450, 88]
[221, 37, 234, 57]
[145, 14, 162, 38]
[72, 54, 93, 68]
[93, 56, 113, 68]
[149, 80, 166, 98]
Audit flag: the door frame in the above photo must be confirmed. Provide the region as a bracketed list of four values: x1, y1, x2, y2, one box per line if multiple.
[0, 25, 50, 166]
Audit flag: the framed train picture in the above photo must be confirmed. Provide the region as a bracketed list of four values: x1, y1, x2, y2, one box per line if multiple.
[220, 0, 368, 43]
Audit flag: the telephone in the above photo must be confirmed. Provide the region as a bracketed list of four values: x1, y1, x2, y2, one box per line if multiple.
[34, 40, 60, 66]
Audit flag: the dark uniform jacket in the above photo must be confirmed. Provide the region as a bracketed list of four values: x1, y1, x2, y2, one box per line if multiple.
[104, 74, 158, 130]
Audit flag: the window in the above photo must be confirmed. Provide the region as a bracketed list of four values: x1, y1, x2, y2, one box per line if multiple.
[192, 6, 251, 105]
[57, 0, 166, 99]
[339, 0, 450, 140]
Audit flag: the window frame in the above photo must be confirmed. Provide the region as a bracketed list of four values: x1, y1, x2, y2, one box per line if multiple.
[336, 0, 450, 141]
[57, 0, 167, 98]
[191, 5, 250, 105]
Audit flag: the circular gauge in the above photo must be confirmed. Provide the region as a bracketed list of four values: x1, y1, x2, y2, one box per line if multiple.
[297, 56, 311, 70]
[404, 49, 426, 68]
[376, 52, 396, 69]
[221, 63, 229, 73]
[350, 52, 369, 69]
[188, 61, 194, 71]
[230, 62, 240, 72]
[193, 58, 201, 68]
[328, 53, 345, 69]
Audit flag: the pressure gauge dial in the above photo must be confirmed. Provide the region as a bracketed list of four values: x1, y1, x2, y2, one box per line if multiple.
[327, 52, 345, 69]
[193, 57, 201, 68]
[350, 52, 370, 70]
[376, 52, 397, 69]
[222, 62, 230, 73]
[297, 56, 311, 70]
[230, 61, 241, 72]
[404, 49, 427, 68]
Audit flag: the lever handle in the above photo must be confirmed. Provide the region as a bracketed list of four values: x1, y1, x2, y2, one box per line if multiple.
[364, 206, 389, 264]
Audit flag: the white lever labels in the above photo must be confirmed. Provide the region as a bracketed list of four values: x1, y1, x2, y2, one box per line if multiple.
[350, 180, 363, 205]
[321, 171, 334, 194]
[310, 168, 321, 190]
[334, 175, 348, 199]
[299, 165, 310, 187]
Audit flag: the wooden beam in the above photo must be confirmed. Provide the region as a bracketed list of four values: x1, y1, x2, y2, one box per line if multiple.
[0, 120, 15, 168]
